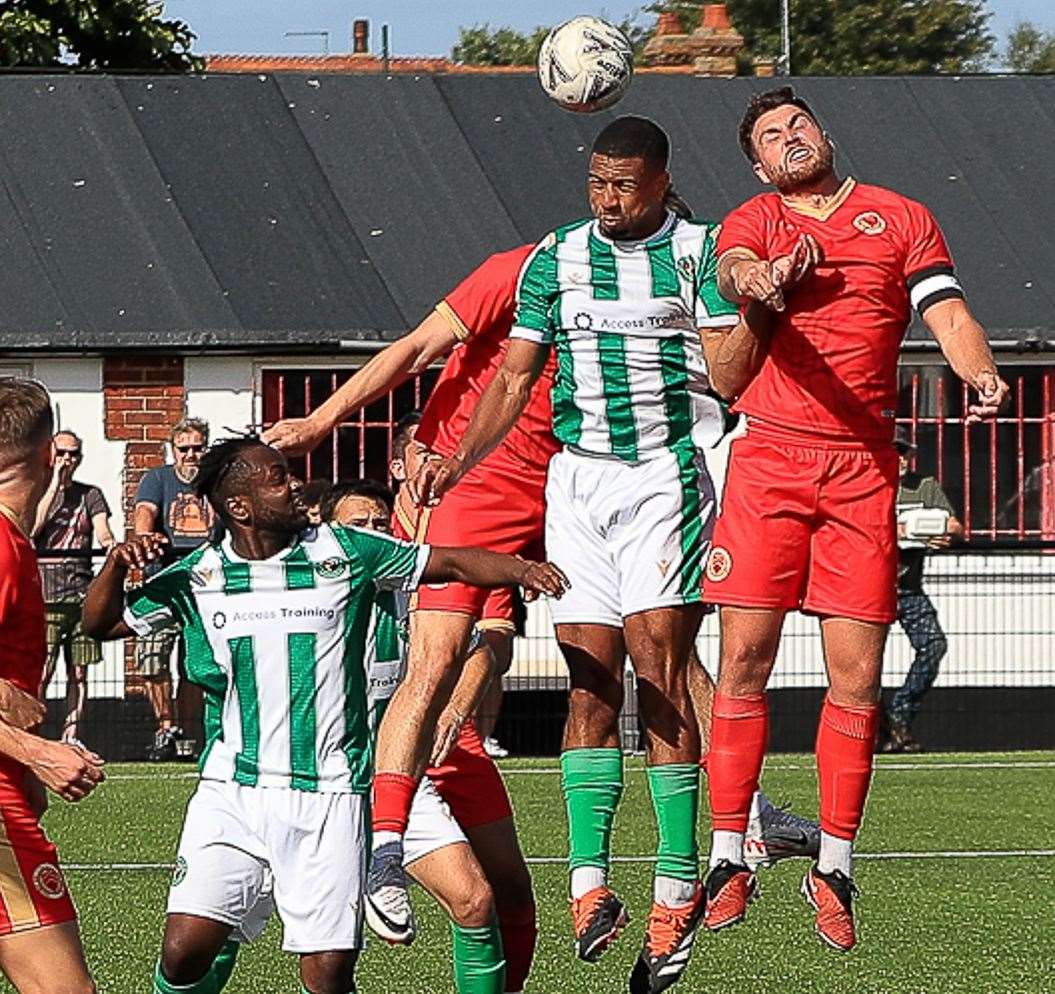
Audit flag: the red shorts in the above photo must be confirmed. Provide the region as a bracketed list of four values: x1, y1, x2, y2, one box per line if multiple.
[0, 781, 76, 935]
[703, 431, 898, 623]
[426, 720, 513, 829]
[395, 460, 545, 628]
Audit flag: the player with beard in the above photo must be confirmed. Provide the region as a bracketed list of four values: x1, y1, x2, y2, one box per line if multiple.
[699, 87, 1008, 951]
[82, 438, 567, 994]
[417, 116, 812, 994]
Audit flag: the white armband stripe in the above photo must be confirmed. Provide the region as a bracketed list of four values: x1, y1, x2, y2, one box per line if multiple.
[910, 273, 962, 311]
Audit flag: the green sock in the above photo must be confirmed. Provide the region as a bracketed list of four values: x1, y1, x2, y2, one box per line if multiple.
[153, 960, 219, 994]
[210, 940, 239, 992]
[560, 747, 624, 882]
[451, 922, 505, 994]
[647, 764, 700, 883]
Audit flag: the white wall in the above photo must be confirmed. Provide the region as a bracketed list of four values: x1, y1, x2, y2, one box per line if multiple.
[183, 356, 256, 437]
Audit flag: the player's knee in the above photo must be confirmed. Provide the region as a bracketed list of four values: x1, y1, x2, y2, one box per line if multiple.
[300, 951, 357, 994]
[567, 687, 621, 740]
[493, 869, 534, 913]
[448, 877, 495, 928]
[160, 934, 215, 986]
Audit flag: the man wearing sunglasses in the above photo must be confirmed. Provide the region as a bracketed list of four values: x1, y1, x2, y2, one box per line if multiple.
[32, 431, 115, 745]
[133, 417, 215, 761]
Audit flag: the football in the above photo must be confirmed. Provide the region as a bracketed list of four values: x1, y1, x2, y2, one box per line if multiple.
[537, 16, 634, 114]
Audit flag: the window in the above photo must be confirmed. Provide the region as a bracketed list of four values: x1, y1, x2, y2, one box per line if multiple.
[260, 367, 440, 485]
[897, 363, 1055, 541]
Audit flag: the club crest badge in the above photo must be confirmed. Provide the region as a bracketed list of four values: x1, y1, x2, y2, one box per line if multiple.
[705, 546, 733, 583]
[315, 558, 347, 579]
[852, 211, 886, 235]
[32, 863, 66, 900]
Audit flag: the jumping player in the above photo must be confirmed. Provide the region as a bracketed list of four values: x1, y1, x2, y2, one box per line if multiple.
[81, 438, 567, 994]
[0, 377, 105, 994]
[418, 116, 779, 994]
[699, 86, 1008, 951]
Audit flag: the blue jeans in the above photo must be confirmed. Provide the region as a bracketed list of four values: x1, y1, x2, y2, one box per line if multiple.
[889, 591, 947, 727]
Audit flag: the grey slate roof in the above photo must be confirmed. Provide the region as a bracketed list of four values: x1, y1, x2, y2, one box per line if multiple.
[0, 72, 1052, 353]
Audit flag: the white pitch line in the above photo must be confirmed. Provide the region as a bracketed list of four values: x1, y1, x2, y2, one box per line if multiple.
[63, 849, 1055, 872]
[499, 760, 1055, 775]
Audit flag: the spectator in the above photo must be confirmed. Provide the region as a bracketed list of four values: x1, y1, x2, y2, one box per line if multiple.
[881, 428, 964, 753]
[32, 431, 114, 745]
[133, 417, 214, 761]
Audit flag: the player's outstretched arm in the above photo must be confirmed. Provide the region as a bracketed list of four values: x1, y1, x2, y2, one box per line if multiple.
[701, 300, 773, 401]
[923, 298, 1009, 424]
[412, 338, 548, 505]
[82, 534, 169, 640]
[422, 546, 569, 599]
[263, 310, 461, 454]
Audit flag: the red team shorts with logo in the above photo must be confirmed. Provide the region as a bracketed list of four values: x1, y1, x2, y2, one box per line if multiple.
[703, 427, 899, 624]
[394, 458, 546, 632]
[0, 781, 77, 934]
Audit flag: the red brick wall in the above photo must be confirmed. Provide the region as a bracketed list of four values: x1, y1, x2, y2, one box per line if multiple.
[102, 355, 186, 533]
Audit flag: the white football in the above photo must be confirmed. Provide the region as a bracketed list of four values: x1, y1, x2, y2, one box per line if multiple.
[537, 16, 634, 114]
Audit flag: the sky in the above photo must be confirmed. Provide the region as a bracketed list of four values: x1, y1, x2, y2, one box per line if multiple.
[165, 1, 1055, 62]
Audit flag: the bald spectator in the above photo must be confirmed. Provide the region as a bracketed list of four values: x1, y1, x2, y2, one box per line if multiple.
[32, 431, 114, 745]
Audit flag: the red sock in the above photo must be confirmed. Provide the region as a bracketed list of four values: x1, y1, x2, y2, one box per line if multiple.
[498, 902, 537, 993]
[816, 696, 880, 840]
[371, 772, 418, 836]
[706, 693, 768, 833]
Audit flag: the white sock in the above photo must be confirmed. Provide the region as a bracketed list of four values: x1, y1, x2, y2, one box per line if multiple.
[817, 832, 853, 877]
[570, 866, 606, 899]
[372, 830, 402, 852]
[654, 875, 698, 907]
[709, 830, 744, 868]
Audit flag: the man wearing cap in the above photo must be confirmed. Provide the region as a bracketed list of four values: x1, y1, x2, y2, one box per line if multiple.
[882, 428, 964, 753]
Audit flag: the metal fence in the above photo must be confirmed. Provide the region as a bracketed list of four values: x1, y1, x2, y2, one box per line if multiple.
[39, 358, 1055, 758]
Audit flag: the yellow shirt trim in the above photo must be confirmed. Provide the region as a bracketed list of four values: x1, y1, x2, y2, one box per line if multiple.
[780, 176, 856, 221]
[435, 300, 472, 344]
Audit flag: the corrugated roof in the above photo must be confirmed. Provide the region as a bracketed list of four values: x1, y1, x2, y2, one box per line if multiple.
[0, 73, 1051, 353]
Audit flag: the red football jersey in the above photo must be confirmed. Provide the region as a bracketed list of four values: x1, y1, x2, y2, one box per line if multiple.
[415, 245, 560, 473]
[0, 513, 46, 790]
[718, 178, 961, 444]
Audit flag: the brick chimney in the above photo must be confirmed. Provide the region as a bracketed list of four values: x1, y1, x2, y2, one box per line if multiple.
[643, 3, 748, 77]
[352, 19, 369, 55]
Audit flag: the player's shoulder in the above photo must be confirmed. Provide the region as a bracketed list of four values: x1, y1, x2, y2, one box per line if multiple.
[472, 243, 537, 283]
[542, 217, 593, 250]
[854, 181, 933, 218]
[726, 190, 782, 219]
[0, 515, 27, 567]
[154, 542, 214, 585]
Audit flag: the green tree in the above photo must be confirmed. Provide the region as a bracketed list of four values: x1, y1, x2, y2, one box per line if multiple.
[0, 0, 202, 70]
[452, 20, 649, 66]
[1006, 20, 1055, 72]
[646, 0, 994, 74]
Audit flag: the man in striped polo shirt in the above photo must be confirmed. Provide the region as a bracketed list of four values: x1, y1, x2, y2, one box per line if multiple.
[82, 438, 567, 994]
[419, 117, 777, 994]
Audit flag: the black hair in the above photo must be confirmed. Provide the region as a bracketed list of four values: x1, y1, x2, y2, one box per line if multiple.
[591, 115, 670, 171]
[392, 411, 422, 462]
[299, 478, 333, 508]
[323, 479, 395, 521]
[738, 86, 821, 163]
[194, 437, 266, 517]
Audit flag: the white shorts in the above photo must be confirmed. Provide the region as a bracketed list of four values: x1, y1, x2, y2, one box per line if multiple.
[167, 779, 366, 954]
[404, 776, 467, 865]
[546, 445, 715, 627]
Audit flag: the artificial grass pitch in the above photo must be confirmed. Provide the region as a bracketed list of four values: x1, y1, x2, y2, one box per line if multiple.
[19, 753, 1055, 994]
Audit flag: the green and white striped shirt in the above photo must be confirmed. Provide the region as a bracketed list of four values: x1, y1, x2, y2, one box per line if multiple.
[510, 213, 739, 460]
[124, 526, 429, 794]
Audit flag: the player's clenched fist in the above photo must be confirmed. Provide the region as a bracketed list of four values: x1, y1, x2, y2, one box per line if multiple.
[411, 454, 461, 507]
[965, 370, 1010, 424]
[517, 560, 571, 600]
[28, 738, 105, 803]
[109, 533, 170, 571]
